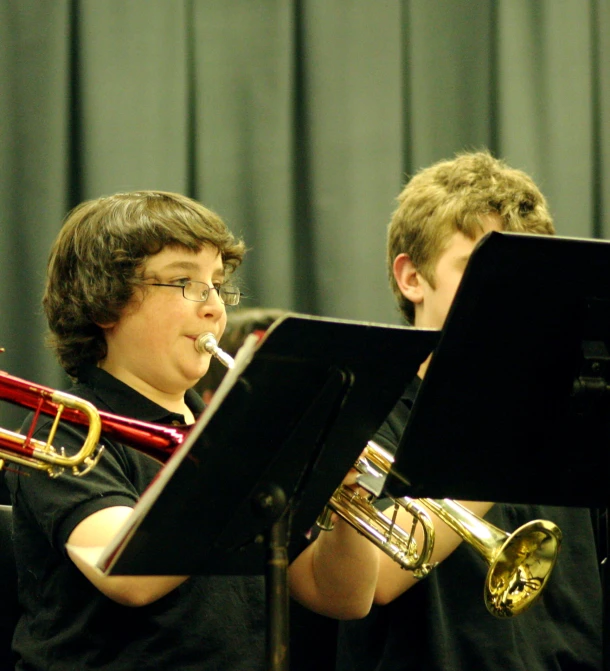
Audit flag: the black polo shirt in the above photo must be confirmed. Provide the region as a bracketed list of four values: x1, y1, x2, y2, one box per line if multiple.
[6, 365, 266, 671]
[336, 378, 603, 671]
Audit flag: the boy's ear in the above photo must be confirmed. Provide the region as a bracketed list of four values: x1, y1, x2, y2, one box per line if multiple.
[393, 253, 424, 305]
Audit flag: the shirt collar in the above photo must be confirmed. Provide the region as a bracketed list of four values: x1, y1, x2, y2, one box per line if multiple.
[76, 364, 205, 425]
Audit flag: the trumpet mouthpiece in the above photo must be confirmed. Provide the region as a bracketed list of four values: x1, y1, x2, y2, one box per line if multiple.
[195, 332, 217, 355]
[195, 332, 235, 369]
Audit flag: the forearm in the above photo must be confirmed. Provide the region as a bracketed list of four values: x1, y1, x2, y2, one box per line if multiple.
[288, 515, 379, 619]
[68, 547, 188, 607]
[67, 504, 188, 607]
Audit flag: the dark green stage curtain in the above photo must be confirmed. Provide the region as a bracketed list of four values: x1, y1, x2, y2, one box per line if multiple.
[1, 0, 609, 430]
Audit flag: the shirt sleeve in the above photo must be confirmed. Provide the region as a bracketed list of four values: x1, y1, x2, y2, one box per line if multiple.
[10, 414, 152, 555]
[373, 378, 420, 455]
[373, 398, 412, 455]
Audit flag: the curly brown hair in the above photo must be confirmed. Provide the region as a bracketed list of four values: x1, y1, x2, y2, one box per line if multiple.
[387, 151, 555, 323]
[44, 191, 246, 377]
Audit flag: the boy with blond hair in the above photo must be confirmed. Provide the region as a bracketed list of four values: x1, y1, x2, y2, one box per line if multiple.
[337, 152, 602, 670]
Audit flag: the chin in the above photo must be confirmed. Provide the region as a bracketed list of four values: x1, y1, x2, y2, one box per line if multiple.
[188, 365, 210, 385]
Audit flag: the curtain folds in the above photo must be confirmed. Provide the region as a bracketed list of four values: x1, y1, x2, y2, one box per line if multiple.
[1, 0, 608, 429]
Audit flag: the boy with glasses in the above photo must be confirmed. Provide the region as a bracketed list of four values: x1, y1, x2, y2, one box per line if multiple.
[6, 190, 379, 671]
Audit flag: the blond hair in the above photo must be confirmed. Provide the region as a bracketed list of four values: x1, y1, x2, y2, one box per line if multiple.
[387, 151, 555, 322]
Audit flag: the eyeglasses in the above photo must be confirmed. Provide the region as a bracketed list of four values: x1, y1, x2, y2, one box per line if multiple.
[146, 281, 241, 306]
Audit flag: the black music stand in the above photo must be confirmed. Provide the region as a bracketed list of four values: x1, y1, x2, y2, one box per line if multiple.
[96, 313, 439, 671]
[384, 232, 610, 667]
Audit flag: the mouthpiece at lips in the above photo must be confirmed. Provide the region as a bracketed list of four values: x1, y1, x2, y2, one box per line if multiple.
[195, 333, 217, 355]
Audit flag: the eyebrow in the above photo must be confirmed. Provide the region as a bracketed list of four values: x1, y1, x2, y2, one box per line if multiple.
[155, 260, 225, 275]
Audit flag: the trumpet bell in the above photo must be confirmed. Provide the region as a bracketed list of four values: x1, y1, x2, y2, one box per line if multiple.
[485, 519, 562, 618]
[420, 497, 562, 618]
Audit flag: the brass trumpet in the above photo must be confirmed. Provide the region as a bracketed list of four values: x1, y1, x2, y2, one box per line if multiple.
[197, 333, 562, 618]
[339, 441, 562, 618]
[316, 442, 436, 579]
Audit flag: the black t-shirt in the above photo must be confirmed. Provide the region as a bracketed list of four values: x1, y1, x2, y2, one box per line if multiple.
[337, 378, 603, 671]
[6, 365, 266, 671]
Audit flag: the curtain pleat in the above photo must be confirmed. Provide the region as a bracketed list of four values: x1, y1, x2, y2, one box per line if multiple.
[1, 0, 608, 430]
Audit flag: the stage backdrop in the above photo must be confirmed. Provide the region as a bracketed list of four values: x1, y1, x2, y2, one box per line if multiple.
[1, 0, 609, 429]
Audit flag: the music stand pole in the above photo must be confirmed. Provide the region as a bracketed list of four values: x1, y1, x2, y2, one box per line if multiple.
[255, 484, 290, 671]
[590, 507, 610, 670]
